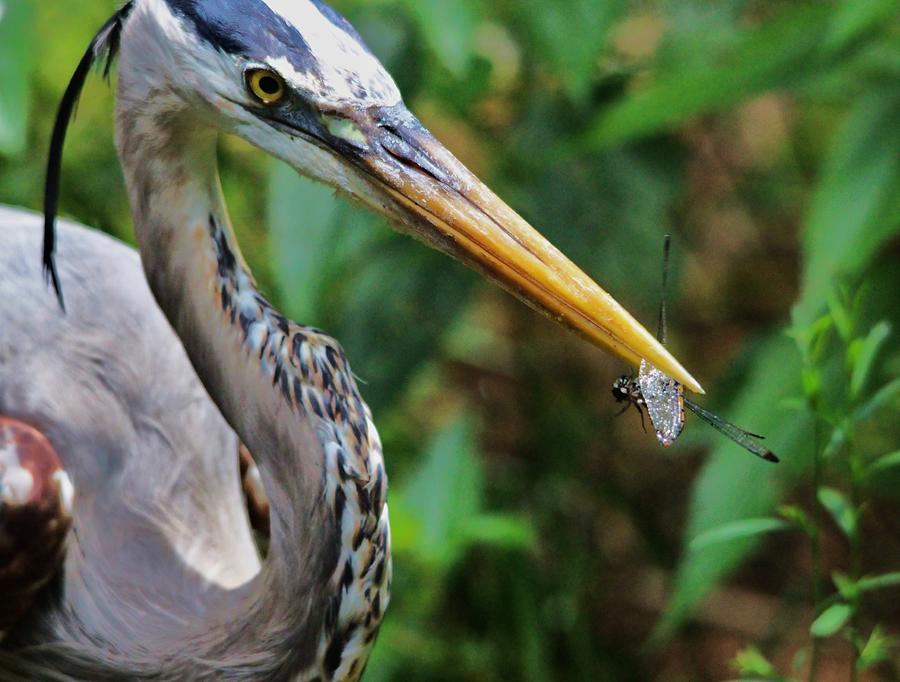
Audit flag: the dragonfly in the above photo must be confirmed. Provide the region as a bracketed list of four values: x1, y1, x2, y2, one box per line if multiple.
[612, 235, 779, 463]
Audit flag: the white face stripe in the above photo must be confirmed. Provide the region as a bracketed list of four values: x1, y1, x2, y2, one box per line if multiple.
[260, 0, 401, 106]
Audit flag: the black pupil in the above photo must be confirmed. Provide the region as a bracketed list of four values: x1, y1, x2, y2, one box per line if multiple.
[259, 75, 280, 96]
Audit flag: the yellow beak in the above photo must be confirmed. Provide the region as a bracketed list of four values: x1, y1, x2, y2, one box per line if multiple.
[348, 106, 703, 394]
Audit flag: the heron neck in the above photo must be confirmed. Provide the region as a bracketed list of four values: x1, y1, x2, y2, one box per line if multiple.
[115, 101, 390, 677]
[117, 108, 334, 559]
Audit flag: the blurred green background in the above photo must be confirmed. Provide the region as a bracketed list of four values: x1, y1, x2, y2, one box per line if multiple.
[1, 0, 899, 679]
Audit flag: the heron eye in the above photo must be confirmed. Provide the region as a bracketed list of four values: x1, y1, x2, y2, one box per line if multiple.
[246, 69, 286, 105]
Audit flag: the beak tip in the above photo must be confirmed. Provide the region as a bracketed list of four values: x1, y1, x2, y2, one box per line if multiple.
[632, 335, 704, 395]
[687, 377, 706, 395]
[669, 362, 704, 395]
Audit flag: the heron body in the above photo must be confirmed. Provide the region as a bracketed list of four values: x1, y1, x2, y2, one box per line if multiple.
[0, 212, 267, 678]
[1, 0, 700, 679]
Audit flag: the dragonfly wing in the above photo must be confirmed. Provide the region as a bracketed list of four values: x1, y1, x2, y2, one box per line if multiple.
[638, 360, 685, 446]
[684, 398, 779, 463]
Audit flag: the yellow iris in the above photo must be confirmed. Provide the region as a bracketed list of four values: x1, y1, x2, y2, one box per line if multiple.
[247, 69, 286, 105]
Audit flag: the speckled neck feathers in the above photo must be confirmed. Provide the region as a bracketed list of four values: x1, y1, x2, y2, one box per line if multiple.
[113, 34, 390, 682]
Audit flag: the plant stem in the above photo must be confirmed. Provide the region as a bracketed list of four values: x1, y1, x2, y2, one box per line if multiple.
[848, 425, 862, 682]
[808, 415, 825, 682]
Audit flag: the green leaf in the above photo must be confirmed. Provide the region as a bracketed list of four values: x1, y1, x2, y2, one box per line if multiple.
[778, 504, 815, 536]
[461, 513, 536, 551]
[868, 450, 900, 475]
[801, 367, 822, 404]
[516, 0, 627, 100]
[849, 321, 891, 400]
[328, 241, 474, 412]
[791, 646, 809, 676]
[268, 162, 343, 322]
[402, 0, 479, 76]
[587, 3, 832, 146]
[855, 572, 900, 595]
[824, 0, 900, 54]
[810, 603, 852, 637]
[824, 379, 900, 466]
[0, 0, 34, 156]
[793, 92, 900, 329]
[689, 518, 790, 552]
[857, 626, 895, 672]
[832, 571, 858, 601]
[382, 490, 424, 557]
[787, 313, 834, 365]
[731, 645, 779, 678]
[398, 414, 484, 568]
[826, 289, 854, 343]
[818, 487, 857, 540]
[855, 377, 900, 422]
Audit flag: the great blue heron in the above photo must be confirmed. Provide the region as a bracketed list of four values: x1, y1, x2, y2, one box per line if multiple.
[0, 1, 701, 679]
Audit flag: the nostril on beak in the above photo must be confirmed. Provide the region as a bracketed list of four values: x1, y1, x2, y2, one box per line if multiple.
[377, 127, 450, 186]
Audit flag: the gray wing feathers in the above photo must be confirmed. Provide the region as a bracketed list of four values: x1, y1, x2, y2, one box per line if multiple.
[0, 207, 259, 654]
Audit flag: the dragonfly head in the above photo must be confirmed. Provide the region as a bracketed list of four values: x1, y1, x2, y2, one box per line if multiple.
[611, 376, 640, 404]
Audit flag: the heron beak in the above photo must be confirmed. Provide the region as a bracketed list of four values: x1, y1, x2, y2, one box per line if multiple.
[338, 105, 703, 393]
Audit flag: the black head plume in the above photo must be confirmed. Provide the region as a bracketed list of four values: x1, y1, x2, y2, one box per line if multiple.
[43, 2, 134, 311]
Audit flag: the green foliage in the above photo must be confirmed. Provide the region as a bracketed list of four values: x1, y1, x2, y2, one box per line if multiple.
[795, 94, 900, 329]
[688, 517, 791, 552]
[868, 450, 900, 476]
[589, 3, 833, 147]
[0, 0, 34, 155]
[400, 0, 479, 77]
[730, 644, 782, 680]
[810, 603, 852, 638]
[513, 0, 628, 101]
[365, 414, 539, 680]
[818, 487, 857, 541]
[849, 320, 891, 400]
[857, 626, 896, 672]
[655, 333, 813, 642]
[392, 414, 534, 567]
[2, 0, 899, 679]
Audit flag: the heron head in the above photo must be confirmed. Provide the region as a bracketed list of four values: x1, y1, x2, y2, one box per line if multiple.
[58, 0, 702, 392]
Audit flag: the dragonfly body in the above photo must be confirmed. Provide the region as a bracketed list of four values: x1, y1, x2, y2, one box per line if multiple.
[637, 359, 684, 446]
[611, 235, 779, 463]
[612, 371, 778, 462]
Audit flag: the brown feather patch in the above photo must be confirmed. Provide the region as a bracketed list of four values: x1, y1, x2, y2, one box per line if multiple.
[0, 417, 72, 636]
